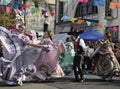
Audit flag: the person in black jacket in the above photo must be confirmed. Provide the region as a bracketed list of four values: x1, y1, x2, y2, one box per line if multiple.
[73, 37, 86, 82]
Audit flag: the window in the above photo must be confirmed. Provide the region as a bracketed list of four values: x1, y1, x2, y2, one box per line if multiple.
[75, 3, 82, 17]
[105, 0, 113, 19]
[75, 0, 98, 17]
[105, 0, 118, 19]
[58, 2, 64, 22]
[105, 26, 119, 42]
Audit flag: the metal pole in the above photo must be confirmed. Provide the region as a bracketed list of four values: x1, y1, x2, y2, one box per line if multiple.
[54, 0, 57, 34]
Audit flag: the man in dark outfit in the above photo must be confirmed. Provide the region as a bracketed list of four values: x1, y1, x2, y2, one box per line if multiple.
[73, 37, 86, 82]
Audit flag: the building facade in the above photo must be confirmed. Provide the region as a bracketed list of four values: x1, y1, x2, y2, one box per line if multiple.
[55, 0, 120, 42]
[25, 0, 55, 35]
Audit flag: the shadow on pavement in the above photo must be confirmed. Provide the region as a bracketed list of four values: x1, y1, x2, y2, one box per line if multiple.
[0, 81, 19, 87]
[0, 76, 119, 87]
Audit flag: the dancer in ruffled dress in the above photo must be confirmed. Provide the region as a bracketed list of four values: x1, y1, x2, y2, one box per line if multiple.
[33, 32, 65, 81]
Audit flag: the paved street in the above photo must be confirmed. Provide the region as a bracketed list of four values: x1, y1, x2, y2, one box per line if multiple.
[0, 74, 119, 89]
[0, 0, 120, 89]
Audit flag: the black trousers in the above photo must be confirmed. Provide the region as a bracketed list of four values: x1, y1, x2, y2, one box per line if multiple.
[73, 54, 84, 80]
[44, 23, 48, 32]
[82, 56, 92, 70]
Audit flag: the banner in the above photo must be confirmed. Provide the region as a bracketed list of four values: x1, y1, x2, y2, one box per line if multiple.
[11, 1, 22, 9]
[0, 0, 11, 5]
[109, 2, 117, 9]
[76, 0, 88, 3]
[93, 0, 105, 7]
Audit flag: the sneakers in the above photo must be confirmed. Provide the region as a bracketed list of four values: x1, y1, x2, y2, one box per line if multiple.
[80, 79, 85, 83]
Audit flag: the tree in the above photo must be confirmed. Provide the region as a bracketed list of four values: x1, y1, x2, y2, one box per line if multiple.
[0, 0, 24, 28]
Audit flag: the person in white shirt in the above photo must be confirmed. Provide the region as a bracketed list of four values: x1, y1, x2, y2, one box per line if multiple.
[73, 36, 87, 82]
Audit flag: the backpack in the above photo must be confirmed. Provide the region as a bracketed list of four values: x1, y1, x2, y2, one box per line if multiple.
[76, 38, 84, 54]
